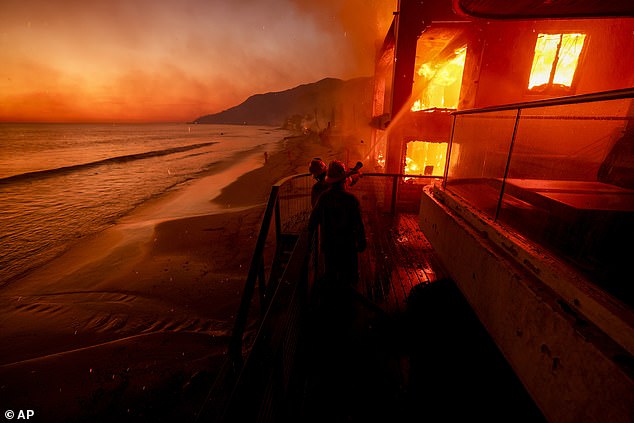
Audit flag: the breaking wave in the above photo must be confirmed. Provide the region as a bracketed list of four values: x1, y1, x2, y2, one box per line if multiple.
[0, 141, 218, 185]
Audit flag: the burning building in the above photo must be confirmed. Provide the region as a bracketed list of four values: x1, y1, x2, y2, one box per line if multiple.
[199, 2, 633, 422]
[370, 1, 634, 422]
[372, 1, 634, 177]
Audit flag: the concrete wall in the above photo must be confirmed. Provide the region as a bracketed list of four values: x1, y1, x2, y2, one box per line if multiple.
[418, 186, 634, 423]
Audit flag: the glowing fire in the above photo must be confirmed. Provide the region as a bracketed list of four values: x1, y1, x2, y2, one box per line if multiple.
[371, 131, 387, 170]
[404, 141, 448, 177]
[377, 151, 386, 168]
[411, 47, 466, 111]
[528, 33, 586, 90]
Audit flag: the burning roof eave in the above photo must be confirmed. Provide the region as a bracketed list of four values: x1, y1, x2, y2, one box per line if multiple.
[452, 0, 634, 20]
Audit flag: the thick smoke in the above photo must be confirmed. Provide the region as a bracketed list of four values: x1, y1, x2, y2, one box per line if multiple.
[1, 0, 397, 122]
[289, 0, 397, 77]
[283, 1, 397, 162]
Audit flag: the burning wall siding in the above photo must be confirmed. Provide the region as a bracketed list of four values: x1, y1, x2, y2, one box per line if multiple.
[372, 29, 396, 120]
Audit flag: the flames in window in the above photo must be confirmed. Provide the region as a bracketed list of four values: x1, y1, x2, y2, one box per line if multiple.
[528, 33, 586, 91]
[411, 47, 467, 111]
[404, 141, 448, 177]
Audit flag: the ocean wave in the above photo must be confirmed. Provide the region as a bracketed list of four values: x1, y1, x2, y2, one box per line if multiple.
[0, 141, 218, 185]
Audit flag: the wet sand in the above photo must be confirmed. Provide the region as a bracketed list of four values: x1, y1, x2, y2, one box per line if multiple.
[0, 130, 345, 422]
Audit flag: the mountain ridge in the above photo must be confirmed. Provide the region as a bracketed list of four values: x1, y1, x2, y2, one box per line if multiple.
[191, 76, 373, 129]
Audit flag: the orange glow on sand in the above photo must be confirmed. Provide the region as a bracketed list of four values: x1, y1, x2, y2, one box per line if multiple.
[411, 47, 466, 111]
[528, 33, 586, 90]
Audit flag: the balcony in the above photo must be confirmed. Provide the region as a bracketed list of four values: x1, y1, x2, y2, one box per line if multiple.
[444, 88, 634, 307]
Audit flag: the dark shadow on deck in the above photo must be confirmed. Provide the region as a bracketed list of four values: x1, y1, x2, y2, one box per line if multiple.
[296, 197, 545, 422]
[297, 279, 547, 422]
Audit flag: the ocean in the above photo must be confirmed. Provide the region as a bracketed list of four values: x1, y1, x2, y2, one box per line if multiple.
[0, 123, 288, 285]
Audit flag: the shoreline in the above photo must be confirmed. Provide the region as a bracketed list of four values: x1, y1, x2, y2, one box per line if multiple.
[0, 129, 346, 421]
[0, 124, 288, 287]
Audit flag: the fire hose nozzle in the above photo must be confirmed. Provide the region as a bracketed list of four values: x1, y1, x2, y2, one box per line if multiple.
[350, 161, 363, 173]
[347, 161, 363, 186]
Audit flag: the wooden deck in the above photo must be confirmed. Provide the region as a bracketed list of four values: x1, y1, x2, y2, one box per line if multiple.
[357, 203, 449, 315]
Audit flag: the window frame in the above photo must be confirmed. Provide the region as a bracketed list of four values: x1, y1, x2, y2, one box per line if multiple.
[526, 32, 588, 95]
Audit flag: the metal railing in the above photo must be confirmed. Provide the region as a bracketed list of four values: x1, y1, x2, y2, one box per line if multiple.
[199, 171, 436, 422]
[195, 173, 313, 423]
[227, 173, 313, 366]
[228, 171, 437, 365]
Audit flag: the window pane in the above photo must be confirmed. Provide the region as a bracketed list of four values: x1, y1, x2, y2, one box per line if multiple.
[528, 34, 561, 89]
[497, 98, 633, 305]
[404, 141, 448, 176]
[446, 110, 518, 218]
[553, 33, 586, 87]
[412, 47, 466, 110]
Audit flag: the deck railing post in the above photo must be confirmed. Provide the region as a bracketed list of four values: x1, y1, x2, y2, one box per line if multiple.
[391, 175, 398, 214]
[495, 108, 522, 221]
[444, 114, 457, 189]
[257, 257, 267, 316]
[275, 194, 282, 245]
[308, 230, 320, 304]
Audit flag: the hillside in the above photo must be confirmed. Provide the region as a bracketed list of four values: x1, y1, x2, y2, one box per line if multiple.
[191, 77, 373, 130]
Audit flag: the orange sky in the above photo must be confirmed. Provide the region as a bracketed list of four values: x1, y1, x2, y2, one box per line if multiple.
[0, 0, 396, 123]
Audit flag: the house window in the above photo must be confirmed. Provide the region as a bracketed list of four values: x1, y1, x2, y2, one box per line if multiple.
[404, 141, 448, 177]
[528, 33, 586, 92]
[411, 47, 467, 111]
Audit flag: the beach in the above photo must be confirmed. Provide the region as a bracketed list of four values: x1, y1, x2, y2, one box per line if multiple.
[0, 130, 346, 422]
